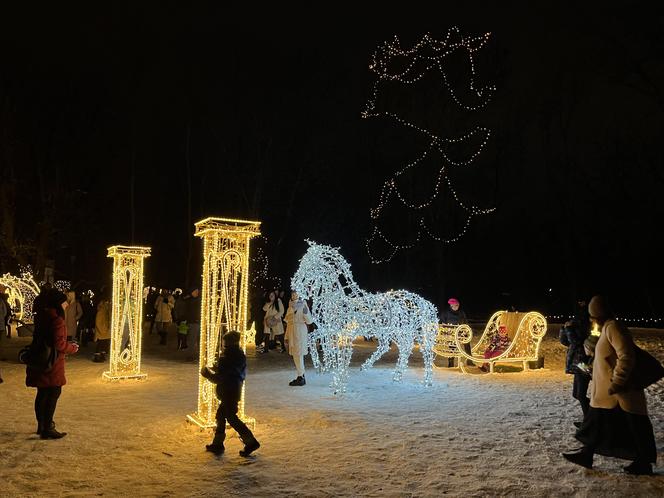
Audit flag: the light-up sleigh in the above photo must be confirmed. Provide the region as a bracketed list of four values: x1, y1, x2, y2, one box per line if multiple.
[434, 311, 547, 373]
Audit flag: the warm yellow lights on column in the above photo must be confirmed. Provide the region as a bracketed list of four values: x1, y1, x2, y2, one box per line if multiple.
[187, 217, 261, 429]
[103, 245, 151, 381]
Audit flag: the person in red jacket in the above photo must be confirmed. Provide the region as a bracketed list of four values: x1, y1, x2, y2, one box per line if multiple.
[26, 289, 79, 439]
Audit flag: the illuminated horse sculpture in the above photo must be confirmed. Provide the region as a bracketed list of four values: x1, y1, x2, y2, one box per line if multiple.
[291, 241, 438, 394]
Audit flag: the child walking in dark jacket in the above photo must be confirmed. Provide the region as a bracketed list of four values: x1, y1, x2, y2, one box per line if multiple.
[200, 330, 260, 457]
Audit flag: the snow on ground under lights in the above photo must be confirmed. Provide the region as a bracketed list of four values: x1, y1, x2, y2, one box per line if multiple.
[1, 325, 663, 497]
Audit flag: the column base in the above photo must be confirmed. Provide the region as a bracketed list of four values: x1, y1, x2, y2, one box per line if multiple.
[102, 372, 148, 381]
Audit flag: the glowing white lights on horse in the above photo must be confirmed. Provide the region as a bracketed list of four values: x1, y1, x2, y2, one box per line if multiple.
[291, 241, 438, 394]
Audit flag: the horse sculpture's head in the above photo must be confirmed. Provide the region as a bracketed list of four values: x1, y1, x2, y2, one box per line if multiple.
[291, 240, 353, 302]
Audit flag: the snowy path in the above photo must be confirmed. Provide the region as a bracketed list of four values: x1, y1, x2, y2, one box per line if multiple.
[1, 328, 663, 497]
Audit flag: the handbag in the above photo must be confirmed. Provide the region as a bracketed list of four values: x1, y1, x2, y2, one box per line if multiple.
[266, 315, 281, 328]
[626, 345, 664, 390]
[19, 336, 57, 373]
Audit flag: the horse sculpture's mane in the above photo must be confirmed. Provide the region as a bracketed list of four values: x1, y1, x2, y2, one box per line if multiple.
[291, 240, 438, 394]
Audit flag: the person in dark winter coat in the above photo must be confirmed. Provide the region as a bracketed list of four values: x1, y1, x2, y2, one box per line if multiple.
[441, 298, 472, 366]
[559, 300, 592, 420]
[563, 296, 658, 475]
[183, 288, 201, 360]
[26, 289, 79, 439]
[200, 330, 260, 457]
[440, 298, 467, 325]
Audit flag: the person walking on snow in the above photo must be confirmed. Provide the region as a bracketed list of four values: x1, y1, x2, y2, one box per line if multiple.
[284, 291, 313, 386]
[200, 330, 260, 457]
[559, 299, 592, 424]
[563, 296, 658, 475]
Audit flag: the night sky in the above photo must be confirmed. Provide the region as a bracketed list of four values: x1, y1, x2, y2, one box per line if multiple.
[1, 4, 663, 319]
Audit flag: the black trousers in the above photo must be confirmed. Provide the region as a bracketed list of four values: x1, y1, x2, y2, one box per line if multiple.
[96, 338, 111, 354]
[214, 396, 255, 444]
[34, 386, 62, 432]
[572, 373, 591, 415]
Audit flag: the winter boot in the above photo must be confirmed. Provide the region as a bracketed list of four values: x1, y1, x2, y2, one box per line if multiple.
[239, 438, 260, 457]
[562, 448, 593, 469]
[41, 428, 67, 440]
[289, 375, 306, 386]
[37, 421, 56, 435]
[206, 432, 225, 455]
[205, 443, 225, 455]
[624, 461, 653, 476]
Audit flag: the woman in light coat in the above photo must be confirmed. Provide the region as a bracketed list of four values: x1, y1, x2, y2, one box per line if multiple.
[563, 295, 657, 475]
[262, 290, 284, 353]
[154, 290, 175, 345]
[284, 291, 313, 386]
[64, 291, 83, 341]
[93, 294, 112, 362]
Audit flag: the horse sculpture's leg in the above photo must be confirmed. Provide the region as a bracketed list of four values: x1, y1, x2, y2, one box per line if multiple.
[308, 332, 321, 372]
[360, 337, 390, 371]
[330, 335, 353, 394]
[420, 327, 435, 387]
[393, 338, 412, 382]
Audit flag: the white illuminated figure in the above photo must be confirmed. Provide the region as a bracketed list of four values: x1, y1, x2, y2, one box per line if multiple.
[292, 241, 438, 394]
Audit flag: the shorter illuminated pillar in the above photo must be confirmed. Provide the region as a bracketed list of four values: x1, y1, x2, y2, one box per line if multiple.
[103, 245, 151, 381]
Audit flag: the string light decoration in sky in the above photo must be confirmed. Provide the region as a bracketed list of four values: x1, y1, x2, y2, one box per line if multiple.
[292, 241, 438, 394]
[362, 28, 496, 263]
[103, 246, 151, 381]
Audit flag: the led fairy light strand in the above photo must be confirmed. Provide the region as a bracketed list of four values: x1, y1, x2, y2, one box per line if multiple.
[103, 246, 150, 381]
[363, 29, 496, 263]
[364, 29, 495, 113]
[0, 268, 40, 322]
[292, 240, 438, 394]
[188, 217, 260, 429]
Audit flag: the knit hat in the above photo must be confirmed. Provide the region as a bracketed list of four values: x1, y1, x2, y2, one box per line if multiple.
[448, 298, 460, 306]
[223, 330, 241, 347]
[588, 295, 613, 320]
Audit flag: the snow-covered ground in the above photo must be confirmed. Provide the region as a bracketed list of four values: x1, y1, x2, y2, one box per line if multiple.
[1, 325, 663, 497]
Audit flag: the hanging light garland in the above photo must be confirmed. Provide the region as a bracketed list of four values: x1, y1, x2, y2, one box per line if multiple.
[363, 28, 496, 263]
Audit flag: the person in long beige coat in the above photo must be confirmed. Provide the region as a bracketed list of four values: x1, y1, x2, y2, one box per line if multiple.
[284, 291, 313, 386]
[64, 291, 83, 340]
[563, 296, 657, 475]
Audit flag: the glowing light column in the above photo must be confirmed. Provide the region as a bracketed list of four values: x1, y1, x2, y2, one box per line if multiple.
[187, 217, 261, 428]
[103, 245, 151, 381]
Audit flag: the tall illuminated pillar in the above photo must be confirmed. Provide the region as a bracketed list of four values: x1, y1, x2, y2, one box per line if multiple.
[103, 245, 151, 381]
[187, 217, 261, 428]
